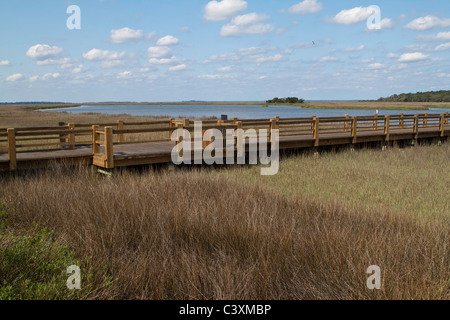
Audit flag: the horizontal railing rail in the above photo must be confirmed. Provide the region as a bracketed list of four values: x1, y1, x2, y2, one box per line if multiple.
[1, 112, 449, 171]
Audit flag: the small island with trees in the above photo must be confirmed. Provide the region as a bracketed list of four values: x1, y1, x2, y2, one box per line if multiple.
[266, 97, 305, 104]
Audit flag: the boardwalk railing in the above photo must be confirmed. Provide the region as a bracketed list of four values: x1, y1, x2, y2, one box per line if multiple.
[92, 120, 175, 168]
[0, 125, 92, 170]
[1, 112, 449, 171]
[92, 120, 241, 168]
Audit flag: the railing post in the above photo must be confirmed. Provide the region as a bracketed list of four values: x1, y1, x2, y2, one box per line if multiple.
[313, 117, 319, 147]
[176, 123, 184, 159]
[423, 113, 428, 128]
[445, 112, 449, 126]
[384, 115, 390, 142]
[413, 114, 419, 141]
[236, 121, 244, 159]
[68, 123, 76, 150]
[344, 114, 349, 132]
[373, 114, 378, 131]
[440, 114, 445, 137]
[351, 117, 357, 144]
[7, 128, 16, 171]
[218, 120, 227, 141]
[399, 113, 404, 129]
[117, 120, 124, 143]
[104, 127, 114, 169]
[270, 118, 279, 143]
[183, 119, 190, 127]
[92, 125, 100, 154]
[311, 115, 316, 134]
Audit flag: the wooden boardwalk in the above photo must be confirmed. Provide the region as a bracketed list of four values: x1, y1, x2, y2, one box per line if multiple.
[1, 113, 448, 172]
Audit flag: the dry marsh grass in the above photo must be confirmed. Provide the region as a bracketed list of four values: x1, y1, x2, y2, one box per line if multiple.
[0, 162, 448, 300]
[0, 105, 169, 129]
[226, 142, 450, 223]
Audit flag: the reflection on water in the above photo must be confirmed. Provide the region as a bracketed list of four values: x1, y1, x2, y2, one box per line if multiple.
[45, 104, 449, 119]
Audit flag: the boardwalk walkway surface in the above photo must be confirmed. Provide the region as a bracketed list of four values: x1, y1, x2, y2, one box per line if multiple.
[1, 113, 448, 172]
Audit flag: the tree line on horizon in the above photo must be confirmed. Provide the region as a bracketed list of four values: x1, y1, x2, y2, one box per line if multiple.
[266, 97, 305, 104]
[376, 90, 450, 102]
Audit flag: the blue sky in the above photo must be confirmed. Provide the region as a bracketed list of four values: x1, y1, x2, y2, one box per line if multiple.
[0, 0, 449, 102]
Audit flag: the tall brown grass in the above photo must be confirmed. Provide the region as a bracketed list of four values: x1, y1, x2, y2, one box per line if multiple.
[227, 142, 450, 222]
[0, 164, 448, 300]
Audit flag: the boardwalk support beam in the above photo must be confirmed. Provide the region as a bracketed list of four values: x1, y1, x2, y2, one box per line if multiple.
[105, 127, 114, 169]
[270, 118, 279, 143]
[313, 117, 319, 147]
[383, 115, 390, 151]
[7, 128, 17, 171]
[68, 123, 76, 150]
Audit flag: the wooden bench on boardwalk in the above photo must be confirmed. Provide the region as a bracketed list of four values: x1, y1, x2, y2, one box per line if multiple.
[0, 113, 449, 172]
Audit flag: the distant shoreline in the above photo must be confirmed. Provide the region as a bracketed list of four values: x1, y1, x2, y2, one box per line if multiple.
[2, 101, 450, 111]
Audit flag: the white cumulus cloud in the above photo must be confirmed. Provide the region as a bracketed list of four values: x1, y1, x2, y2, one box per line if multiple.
[0, 60, 10, 66]
[117, 71, 133, 79]
[6, 73, 24, 82]
[82, 49, 126, 68]
[319, 56, 340, 62]
[148, 57, 177, 65]
[368, 63, 385, 69]
[344, 45, 366, 52]
[147, 46, 173, 59]
[110, 27, 144, 44]
[435, 42, 450, 51]
[398, 52, 429, 62]
[255, 54, 283, 63]
[217, 66, 233, 72]
[204, 0, 247, 21]
[37, 57, 71, 66]
[220, 13, 274, 37]
[333, 7, 374, 24]
[417, 31, 450, 42]
[332, 7, 393, 31]
[42, 73, 60, 80]
[405, 15, 450, 31]
[72, 65, 87, 74]
[156, 35, 180, 46]
[169, 64, 187, 71]
[26, 44, 63, 61]
[82, 49, 125, 61]
[379, 18, 394, 30]
[287, 0, 322, 14]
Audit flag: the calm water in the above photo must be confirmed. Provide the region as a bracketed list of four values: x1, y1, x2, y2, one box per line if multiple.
[45, 104, 448, 119]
